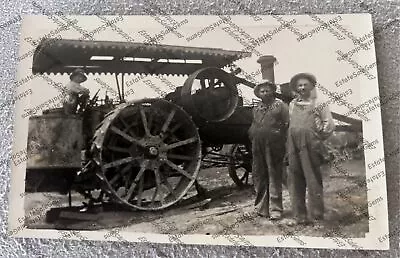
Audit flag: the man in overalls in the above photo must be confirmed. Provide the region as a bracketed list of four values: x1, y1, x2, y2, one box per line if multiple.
[286, 73, 335, 225]
[63, 68, 90, 115]
[248, 82, 289, 220]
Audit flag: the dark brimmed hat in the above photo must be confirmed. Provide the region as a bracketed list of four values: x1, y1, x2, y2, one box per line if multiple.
[254, 81, 277, 98]
[70, 68, 87, 82]
[289, 73, 316, 92]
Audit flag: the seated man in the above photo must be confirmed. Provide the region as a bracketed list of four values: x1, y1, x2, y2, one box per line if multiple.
[63, 68, 90, 115]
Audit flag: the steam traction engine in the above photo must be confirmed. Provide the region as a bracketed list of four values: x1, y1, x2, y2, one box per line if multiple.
[25, 39, 362, 212]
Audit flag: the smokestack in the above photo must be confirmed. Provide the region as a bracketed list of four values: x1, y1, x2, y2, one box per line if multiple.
[257, 55, 277, 83]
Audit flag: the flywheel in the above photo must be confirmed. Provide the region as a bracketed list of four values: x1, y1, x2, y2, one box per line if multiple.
[180, 67, 239, 123]
[91, 99, 202, 211]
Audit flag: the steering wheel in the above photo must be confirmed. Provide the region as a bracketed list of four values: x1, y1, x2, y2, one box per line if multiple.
[79, 89, 101, 113]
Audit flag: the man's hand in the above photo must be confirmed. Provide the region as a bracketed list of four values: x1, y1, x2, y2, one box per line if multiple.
[283, 153, 289, 166]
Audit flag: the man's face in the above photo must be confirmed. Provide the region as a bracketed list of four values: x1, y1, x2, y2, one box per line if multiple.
[296, 78, 313, 98]
[258, 86, 275, 100]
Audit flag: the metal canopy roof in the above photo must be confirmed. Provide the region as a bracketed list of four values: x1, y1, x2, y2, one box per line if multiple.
[32, 39, 252, 76]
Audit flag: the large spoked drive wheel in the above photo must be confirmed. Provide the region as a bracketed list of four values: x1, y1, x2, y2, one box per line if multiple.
[91, 99, 202, 211]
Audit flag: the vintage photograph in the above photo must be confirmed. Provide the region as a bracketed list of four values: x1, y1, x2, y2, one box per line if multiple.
[9, 14, 389, 249]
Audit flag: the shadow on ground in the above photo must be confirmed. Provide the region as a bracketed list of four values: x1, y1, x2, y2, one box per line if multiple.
[24, 159, 369, 238]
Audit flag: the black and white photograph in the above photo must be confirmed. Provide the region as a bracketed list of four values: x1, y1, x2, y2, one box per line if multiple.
[9, 14, 390, 249]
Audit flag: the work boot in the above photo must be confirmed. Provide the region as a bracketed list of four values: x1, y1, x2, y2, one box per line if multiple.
[257, 211, 270, 218]
[270, 211, 282, 220]
[311, 216, 324, 229]
[285, 218, 310, 226]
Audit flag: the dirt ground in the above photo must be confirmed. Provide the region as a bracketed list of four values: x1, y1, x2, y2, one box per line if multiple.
[24, 159, 369, 238]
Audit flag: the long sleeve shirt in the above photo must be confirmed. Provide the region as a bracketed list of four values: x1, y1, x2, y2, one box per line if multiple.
[249, 98, 290, 139]
[289, 97, 335, 139]
[63, 80, 90, 105]
[65, 81, 90, 95]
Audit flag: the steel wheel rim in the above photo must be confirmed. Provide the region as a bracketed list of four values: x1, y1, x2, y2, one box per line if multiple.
[93, 99, 202, 210]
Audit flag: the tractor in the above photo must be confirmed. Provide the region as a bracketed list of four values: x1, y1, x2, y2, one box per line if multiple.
[25, 38, 362, 212]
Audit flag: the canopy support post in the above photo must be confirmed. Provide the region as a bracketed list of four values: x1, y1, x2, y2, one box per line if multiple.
[115, 73, 123, 103]
[121, 74, 125, 101]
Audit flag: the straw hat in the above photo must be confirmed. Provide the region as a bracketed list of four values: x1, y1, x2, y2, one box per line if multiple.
[289, 73, 316, 92]
[70, 68, 87, 82]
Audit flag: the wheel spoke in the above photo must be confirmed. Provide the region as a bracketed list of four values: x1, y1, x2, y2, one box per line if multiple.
[139, 105, 151, 137]
[151, 167, 162, 206]
[163, 159, 195, 180]
[102, 157, 136, 170]
[109, 163, 133, 185]
[167, 153, 194, 161]
[162, 177, 177, 200]
[119, 116, 130, 131]
[109, 173, 121, 186]
[161, 123, 182, 141]
[165, 133, 180, 143]
[120, 117, 139, 133]
[161, 109, 176, 133]
[147, 113, 154, 134]
[210, 77, 217, 87]
[214, 79, 222, 86]
[110, 126, 145, 147]
[137, 172, 144, 206]
[170, 123, 182, 133]
[107, 145, 130, 153]
[200, 79, 206, 89]
[164, 137, 198, 150]
[125, 163, 147, 201]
